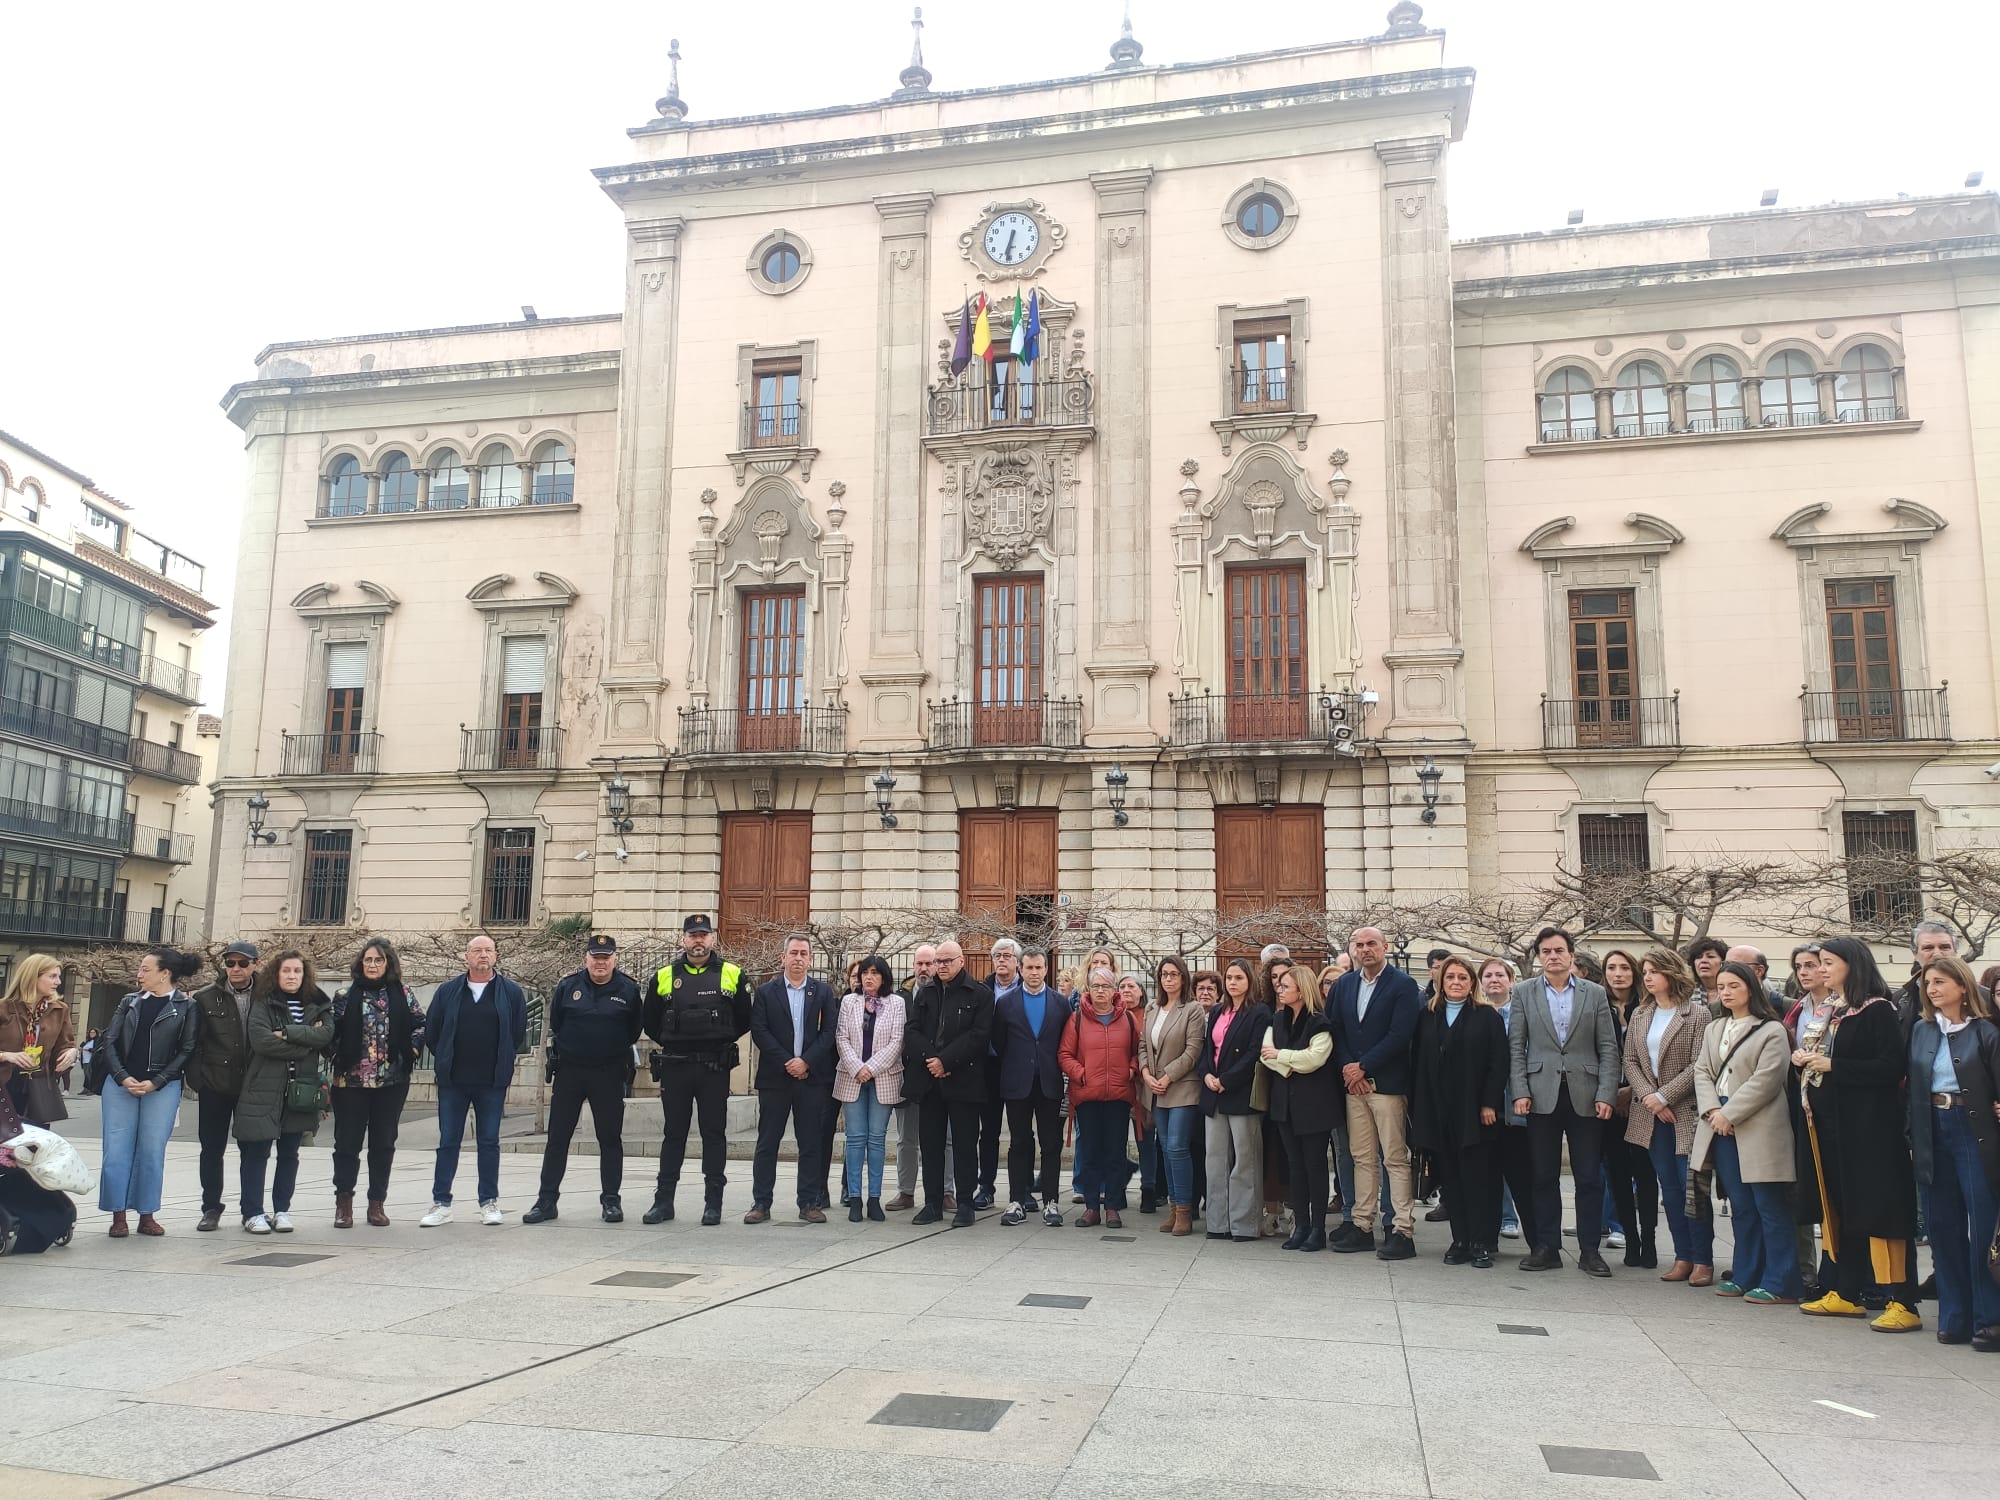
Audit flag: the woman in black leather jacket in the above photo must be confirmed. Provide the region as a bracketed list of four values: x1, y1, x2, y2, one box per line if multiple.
[99, 947, 201, 1237]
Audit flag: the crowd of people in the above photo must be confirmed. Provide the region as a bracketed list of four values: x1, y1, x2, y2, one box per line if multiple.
[7, 912, 1995, 1357]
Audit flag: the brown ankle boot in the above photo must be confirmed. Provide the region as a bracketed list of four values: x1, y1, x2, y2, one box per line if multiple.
[109, 1211, 130, 1238]
[136, 1214, 164, 1236]
[334, 1193, 354, 1229]
[1171, 1204, 1194, 1237]
[367, 1200, 390, 1227]
[1158, 1204, 1178, 1233]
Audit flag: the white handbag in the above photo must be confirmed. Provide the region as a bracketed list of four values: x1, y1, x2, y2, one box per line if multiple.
[2, 1124, 92, 1195]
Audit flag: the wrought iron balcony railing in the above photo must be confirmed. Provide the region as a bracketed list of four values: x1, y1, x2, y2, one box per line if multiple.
[1541, 693, 1682, 751]
[129, 737, 204, 784]
[1801, 686, 1949, 744]
[0, 795, 133, 851]
[460, 725, 562, 773]
[0, 694, 131, 763]
[0, 898, 118, 942]
[281, 731, 382, 777]
[741, 400, 806, 449]
[677, 703, 848, 757]
[129, 823, 196, 864]
[925, 373, 1093, 438]
[926, 695, 1083, 751]
[136, 653, 202, 703]
[1168, 691, 1366, 749]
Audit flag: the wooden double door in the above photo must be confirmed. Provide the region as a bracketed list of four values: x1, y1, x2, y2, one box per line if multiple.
[718, 813, 811, 945]
[958, 810, 1058, 978]
[1214, 806, 1326, 963]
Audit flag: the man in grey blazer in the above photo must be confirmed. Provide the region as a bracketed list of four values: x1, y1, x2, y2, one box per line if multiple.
[1508, 926, 1620, 1276]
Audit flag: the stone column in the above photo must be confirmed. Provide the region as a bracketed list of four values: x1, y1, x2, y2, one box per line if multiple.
[1374, 137, 1464, 737]
[602, 215, 686, 752]
[1086, 168, 1156, 737]
[862, 192, 934, 747]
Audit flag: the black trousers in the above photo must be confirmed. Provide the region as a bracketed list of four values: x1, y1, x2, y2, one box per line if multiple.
[537, 1063, 624, 1204]
[1498, 1125, 1540, 1249]
[977, 1056, 1004, 1194]
[812, 1091, 838, 1207]
[1437, 1136, 1502, 1250]
[331, 1082, 409, 1202]
[1277, 1121, 1330, 1234]
[196, 1087, 241, 1215]
[1005, 1079, 1062, 1205]
[1527, 1082, 1604, 1254]
[919, 1093, 980, 1209]
[1602, 1121, 1659, 1248]
[751, 1077, 828, 1211]
[656, 1060, 730, 1206]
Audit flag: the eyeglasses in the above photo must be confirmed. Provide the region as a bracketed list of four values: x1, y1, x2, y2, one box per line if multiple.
[222, 959, 252, 969]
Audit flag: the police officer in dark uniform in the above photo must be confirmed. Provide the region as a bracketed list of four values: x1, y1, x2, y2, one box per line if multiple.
[642, 914, 751, 1226]
[524, 934, 642, 1225]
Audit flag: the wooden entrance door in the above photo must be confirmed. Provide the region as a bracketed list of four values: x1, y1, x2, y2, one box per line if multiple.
[719, 813, 812, 949]
[1214, 806, 1326, 962]
[957, 810, 1058, 977]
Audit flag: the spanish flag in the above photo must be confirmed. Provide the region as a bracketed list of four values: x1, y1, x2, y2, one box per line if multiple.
[971, 294, 993, 362]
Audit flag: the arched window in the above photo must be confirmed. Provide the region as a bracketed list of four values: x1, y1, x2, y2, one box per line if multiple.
[1684, 355, 1743, 432]
[428, 449, 468, 510]
[377, 452, 417, 514]
[1538, 367, 1596, 442]
[475, 444, 521, 508]
[1759, 350, 1819, 427]
[1834, 344, 1897, 422]
[326, 455, 367, 517]
[529, 440, 574, 505]
[1611, 361, 1669, 437]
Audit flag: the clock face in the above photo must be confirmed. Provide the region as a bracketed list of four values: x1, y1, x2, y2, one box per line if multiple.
[983, 212, 1040, 267]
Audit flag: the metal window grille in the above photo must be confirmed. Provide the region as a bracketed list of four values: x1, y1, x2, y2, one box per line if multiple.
[1841, 811, 1920, 928]
[482, 827, 536, 926]
[301, 829, 352, 926]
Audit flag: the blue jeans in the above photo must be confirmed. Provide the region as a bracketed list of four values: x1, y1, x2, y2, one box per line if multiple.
[99, 1079, 181, 1214]
[1711, 1133, 1802, 1297]
[1927, 1104, 2000, 1337]
[1649, 1118, 1713, 1266]
[1154, 1105, 1197, 1206]
[1603, 1181, 1624, 1236]
[1074, 1100, 1128, 1211]
[1501, 1181, 1519, 1230]
[843, 1082, 892, 1200]
[434, 1083, 507, 1205]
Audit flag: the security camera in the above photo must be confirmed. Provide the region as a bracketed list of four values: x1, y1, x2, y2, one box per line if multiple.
[572, 849, 592, 861]
[1986, 759, 2000, 780]
[615, 845, 630, 862]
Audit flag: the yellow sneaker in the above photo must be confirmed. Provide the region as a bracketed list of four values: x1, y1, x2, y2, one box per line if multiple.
[1870, 1302, 1922, 1333]
[1800, 1290, 1867, 1317]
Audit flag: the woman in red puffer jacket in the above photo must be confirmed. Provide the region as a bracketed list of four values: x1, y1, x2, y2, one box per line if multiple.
[1061, 966, 1142, 1228]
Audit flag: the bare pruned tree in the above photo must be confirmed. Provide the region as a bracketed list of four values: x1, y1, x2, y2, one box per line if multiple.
[1763, 846, 2000, 960]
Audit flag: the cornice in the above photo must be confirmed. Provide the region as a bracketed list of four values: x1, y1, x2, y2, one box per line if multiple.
[221, 352, 621, 428]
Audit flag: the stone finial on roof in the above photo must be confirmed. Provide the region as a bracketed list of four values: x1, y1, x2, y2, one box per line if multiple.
[1107, 3, 1144, 70]
[1384, 2, 1428, 36]
[654, 38, 689, 123]
[894, 8, 933, 97]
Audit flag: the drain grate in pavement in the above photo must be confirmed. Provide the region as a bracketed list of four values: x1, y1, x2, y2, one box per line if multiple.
[869, 1393, 1013, 1432]
[1540, 1446, 1659, 1481]
[594, 1271, 697, 1289]
[231, 1253, 333, 1268]
[1020, 1293, 1091, 1309]
[1101, 1234, 1136, 1243]
[1497, 1324, 1549, 1336]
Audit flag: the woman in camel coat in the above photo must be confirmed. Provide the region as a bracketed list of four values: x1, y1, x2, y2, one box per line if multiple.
[1622, 949, 1711, 1282]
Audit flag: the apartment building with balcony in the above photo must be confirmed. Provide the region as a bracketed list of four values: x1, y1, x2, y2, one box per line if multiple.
[207, 7, 2000, 958]
[0, 430, 216, 992]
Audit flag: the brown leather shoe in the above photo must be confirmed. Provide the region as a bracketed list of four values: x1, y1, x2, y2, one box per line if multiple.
[943, 1195, 957, 1212]
[799, 1206, 826, 1224]
[196, 1209, 222, 1233]
[108, 1212, 130, 1238]
[334, 1193, 354, 1229]
[366, 1201, 390, 1227]
[1689, 1264, 1715, 1288]
[883, 1193, 915, 1211]
[1660, 1259, 1693, 1282]
[743, 1206, 771, 1224]
[1104, 1209, 1123, 1229]
[136, 1214, 165, 1237]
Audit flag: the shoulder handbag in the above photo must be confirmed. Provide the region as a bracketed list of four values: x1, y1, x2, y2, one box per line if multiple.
[84, 998, 132, 1096]
[279, 1007, 331, 1115]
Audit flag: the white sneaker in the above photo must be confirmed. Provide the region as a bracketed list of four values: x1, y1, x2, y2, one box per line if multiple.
[419, 1203, 453, 1228]
[1606, 1230, 1626, 1249]
[243, 1214, 271, 1235]
[1500, 1222, 1521, 1240]
[480, 1200, 504, 1226]
[272, 1212, 294, 1234]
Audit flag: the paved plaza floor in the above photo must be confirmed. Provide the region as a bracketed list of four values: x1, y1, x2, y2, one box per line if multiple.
[3, 1115, 1998, 1499]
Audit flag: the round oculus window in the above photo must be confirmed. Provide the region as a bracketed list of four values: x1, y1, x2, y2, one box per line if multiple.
[761, 244, 801, 285]
[1236, 194, 1283, 239]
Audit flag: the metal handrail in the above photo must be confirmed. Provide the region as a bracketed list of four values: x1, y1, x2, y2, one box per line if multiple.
[1541, 694, 1682, 751]
[925, 695, 1083, 751]
[1801, 685, 1949, 744]
[677, 703, 848, 757]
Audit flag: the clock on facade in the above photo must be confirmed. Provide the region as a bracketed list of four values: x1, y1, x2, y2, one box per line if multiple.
[959, 199, 1065, 282]
[983, 211, 1040, 267]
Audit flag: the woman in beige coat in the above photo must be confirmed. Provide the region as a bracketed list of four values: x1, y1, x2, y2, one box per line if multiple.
[1623, 949, 1713, 1285]
[1693, 962, 1802, 1304]
[1140, 956, 1206, 1235]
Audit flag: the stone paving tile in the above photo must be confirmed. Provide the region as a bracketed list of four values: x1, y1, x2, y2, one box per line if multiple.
[1744, 1430, 2000, 1498]
[748, 1367, 1110, 1462]
[0, 1401, 332, 1485]
[1393, 1297, 1660, 1359]
[1420, 1411, 1799, 1500]
[380, 1288, 678, 1347]
[857, 1313, 1144, 1385]
[1405, 1344, 1723, 1429]
[739, 1266, 965, 1317]
[484, 1350, 842, 1441]
[1702, 1362, 2000, 1444]
[619, 1302, 906, 1368]
[659, 1444, 1062, 1500]
[0, 1380, 130, 1444]
[1124, 1327, 1415, 1407]
[0, 1324, 327, 1397]
[1047, 1476, 1367, 1500]
[1153, 1284, 1406, 1345]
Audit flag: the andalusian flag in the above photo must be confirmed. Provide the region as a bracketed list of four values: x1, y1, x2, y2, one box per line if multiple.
[971, 294, 993, 362]
[1007, 290, 1027, 363]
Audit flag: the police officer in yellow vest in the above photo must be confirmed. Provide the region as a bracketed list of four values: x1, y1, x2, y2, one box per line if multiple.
[641, 914, 751, 1226]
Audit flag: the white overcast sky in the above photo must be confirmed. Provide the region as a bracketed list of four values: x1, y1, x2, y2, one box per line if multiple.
[3, 0, 1994, 698]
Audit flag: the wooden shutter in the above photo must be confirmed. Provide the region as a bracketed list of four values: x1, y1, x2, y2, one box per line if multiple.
[973, 574, 1044, 745]
[1227, 564, 1306, 738]
[1568, 589, 1637, 748]
[1825, 579, 1901, 740]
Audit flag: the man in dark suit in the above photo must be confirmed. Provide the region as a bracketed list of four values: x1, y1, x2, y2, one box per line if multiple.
[993, 946, 1071, 1226]
[746, 933, 837, 1224]
[1508, 925, 1620, 1276]
[1326, 927, 1424, 1260]
[904, 939, 994, 1227]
